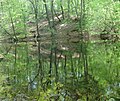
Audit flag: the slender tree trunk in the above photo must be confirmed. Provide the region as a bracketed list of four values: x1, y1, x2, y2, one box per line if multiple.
[28, 0, 42, 87]
[60, 0, 64, 19]
[80, 0, 89, 100]
[67, 0, 70, 19]
[43, 0, 56, 82]
[21, 8, 27, 37]
[9, 9, 17, 40]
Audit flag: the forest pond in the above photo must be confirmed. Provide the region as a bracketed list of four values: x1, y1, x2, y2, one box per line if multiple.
[0, 0, 120, 100]
[0, 38, 120, 101]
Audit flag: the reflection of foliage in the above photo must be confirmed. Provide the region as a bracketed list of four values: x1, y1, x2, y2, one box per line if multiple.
[63, 74, 105, 101]
[0, 74, 12, 100]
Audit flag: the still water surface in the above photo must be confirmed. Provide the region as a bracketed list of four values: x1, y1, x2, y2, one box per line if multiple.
[0, 39, 119, 100]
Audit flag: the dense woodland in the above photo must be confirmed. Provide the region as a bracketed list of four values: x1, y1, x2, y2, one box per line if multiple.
[0, 0, 120, 101]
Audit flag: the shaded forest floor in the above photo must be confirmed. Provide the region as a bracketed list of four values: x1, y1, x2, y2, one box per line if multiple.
[0, 15, 120, 59]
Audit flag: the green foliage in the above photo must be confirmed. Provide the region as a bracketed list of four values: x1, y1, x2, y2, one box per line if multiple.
[0, 0, 120, 100]
[0, 74, 12, 100]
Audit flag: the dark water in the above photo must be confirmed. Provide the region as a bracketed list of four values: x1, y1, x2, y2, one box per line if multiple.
[0, 39, 120, 100]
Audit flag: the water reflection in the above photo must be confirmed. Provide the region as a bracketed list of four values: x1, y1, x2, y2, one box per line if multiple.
[0, 38, 120, 100]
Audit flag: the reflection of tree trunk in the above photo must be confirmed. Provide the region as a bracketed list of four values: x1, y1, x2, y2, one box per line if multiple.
[38, 41, 42, 83]
[49, 48, 53, 78]
[81, 42, 89, 101]
[71, 55, 74, 76]
[63, 55, 67, 100]
[25, 42, 30, 92]
[84, 45, 89, 101]
[14, 42, 17, 84]
[64, 55, 67, 80]
[54, 48, 58, 82]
